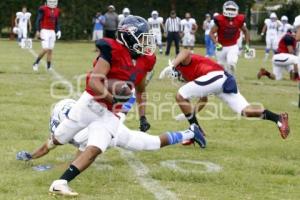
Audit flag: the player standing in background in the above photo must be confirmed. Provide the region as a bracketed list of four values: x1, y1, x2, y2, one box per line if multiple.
[261, 13, 282, 61]
[92, 12, 105, 41]
[160, 49, 290, 140]
[15, 6, 32, 46]
[148, 11, 164, 54]
[278, 16, 293, 39]
[118, 7, 131, 22]
[258, 30, 299, 81]
[181, 12, 198, 52]
[294, 15, 300, 108]
[32, 0, 61, 71]
[203, 14, 215, 57]
[210, 1, 250, 75]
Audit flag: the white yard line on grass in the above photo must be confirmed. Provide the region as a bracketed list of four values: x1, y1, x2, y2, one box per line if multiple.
[27, 48, 178, 200]
[119, 149, 178, 200]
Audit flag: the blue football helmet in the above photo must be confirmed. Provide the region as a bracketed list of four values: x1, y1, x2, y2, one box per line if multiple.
[117, 15, 156, 56]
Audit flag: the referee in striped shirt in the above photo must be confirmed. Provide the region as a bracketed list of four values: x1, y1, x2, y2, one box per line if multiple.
[165, 10, 181, 55]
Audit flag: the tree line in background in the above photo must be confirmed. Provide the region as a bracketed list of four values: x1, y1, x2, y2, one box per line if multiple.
[0, 0, 299, 42]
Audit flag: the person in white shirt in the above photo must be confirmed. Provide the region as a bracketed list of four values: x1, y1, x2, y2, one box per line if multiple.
[202, 13, 215, 57]
[278, 15, 293, 39]
[148, 10, 164, 54]
[118, 7, 131, 23]
[261, 12, 282, 61]
[181, 12, 198, 52]
[15, 6, 32, 46]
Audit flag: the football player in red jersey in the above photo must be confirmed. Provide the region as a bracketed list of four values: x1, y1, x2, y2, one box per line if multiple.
[160, 49, 290, 141]
[32, 0, 61, 71]
[46, 16, 205, 196]
[210, 1, 250, 75]
[257, 30, 299, 81]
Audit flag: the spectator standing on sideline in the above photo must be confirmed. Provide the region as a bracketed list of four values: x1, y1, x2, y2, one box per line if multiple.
[165, 10, 181, 56]
[104, 5, 118, 39]
[92, 12, 105, 41]
[203, 14, 215, 57]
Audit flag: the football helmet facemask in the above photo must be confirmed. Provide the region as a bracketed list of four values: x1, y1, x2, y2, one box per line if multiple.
[117, 16, 156, 56]
[223, 1, 239, 18]
[47, 0, 58, 8]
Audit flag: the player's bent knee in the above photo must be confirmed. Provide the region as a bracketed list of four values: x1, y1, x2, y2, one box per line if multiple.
[85, 146, 102, 160]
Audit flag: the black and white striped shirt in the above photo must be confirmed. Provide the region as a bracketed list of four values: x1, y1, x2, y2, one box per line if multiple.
[165, 17, 181, 32]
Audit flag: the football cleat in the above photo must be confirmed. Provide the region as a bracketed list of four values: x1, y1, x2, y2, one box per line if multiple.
[189, 124, 206, 148]
[32, 63, 39, 72]
[277, 113, 289, 139]
[49, 180, 79, 196]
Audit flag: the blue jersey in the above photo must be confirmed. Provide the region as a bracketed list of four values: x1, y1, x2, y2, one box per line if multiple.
[94, 15, 105, 31]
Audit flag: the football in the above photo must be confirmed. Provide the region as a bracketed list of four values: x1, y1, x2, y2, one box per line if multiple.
[106, 79, 132, 98]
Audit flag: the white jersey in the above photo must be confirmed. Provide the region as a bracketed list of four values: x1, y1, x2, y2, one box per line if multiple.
[16, 12, 31, 28]
[148, 17, 163, 34]
[203, 20, 214, 35]
[118, 14, 131, 23]
[181, 18, 196, 34]
[264, 19, 282, 37]
[278, 23, 293, 38]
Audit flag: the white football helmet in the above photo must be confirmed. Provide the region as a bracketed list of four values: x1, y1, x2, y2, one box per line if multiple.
[281, 15, 288, 22]
[223, 1, 239, 18]
[293, 15, 300, 28]
[151, 10, 159, 18]
[47, 0, 58, 8]
[123, 8, 130, 16]
[270, 12, 277, 19]
[12, 27, 19, 34]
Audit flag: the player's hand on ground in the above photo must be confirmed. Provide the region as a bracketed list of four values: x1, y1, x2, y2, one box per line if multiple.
[139, 116, 151, 132]
[159, 59, 175, 79]
[16, 151, 32, 161]
[216, 43, 223, 51]
[56, 31, 62, 39]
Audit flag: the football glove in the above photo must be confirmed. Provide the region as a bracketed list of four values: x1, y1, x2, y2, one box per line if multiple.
[244, 44, 250, 53]
[16, 151, 32, 161]
[216, 43, 223, 51]
[56, 31, 61, 39]
[140, 116, 151, 132]
[159, 59, 175, 79]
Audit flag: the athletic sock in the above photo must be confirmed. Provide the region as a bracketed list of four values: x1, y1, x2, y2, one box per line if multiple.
[60, 164, 80, 182]
[166, 130, 194, 145]
[185, 113, 199, 126]
[262, 109, 279, 123]
[34, 57, 41, 65]
[47, 61, 51, 69]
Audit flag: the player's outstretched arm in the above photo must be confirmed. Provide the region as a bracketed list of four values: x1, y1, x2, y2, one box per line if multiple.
[16, 139, 53, 161]
[136, 78, 151, 132]
[209, 25, 218, 44]
[241, 25, 250, 46]
[172, 49, 192, 67]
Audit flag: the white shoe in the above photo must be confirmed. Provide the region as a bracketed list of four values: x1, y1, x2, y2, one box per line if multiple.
[174, 113, 186, 121]
[32, 64, 39, 72]
[49, 179, 79, 196]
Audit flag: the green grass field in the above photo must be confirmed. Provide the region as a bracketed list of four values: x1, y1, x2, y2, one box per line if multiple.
[0, 40, 299, 200]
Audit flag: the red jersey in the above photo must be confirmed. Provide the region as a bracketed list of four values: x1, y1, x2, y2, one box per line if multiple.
[214, 14, 245, 46]
[175, 54, 224, 82]
[129, 55, 156, 86]
[277, 33, 296, 54]
[86, 38, 151, 111]
[37, 6, 60, 31]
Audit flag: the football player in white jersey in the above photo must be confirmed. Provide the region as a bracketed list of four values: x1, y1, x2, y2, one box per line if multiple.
[181, 12, 198, 52]
[278, 16, 293, 39]
[15, 6, 32, 46]
[261, 13, 282, 61]
[16, 98, 205, 177]
[118, 7, 131, 23]
[148, 11, 164, 54]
